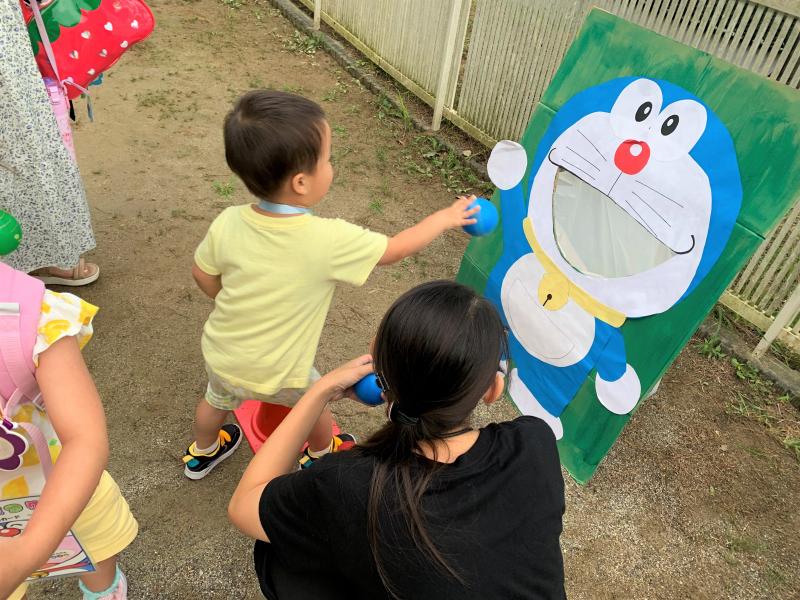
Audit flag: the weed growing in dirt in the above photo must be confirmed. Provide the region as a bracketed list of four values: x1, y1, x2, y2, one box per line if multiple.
[783, 436, 800, 459]
[697, 336, 726, 360]
[368, 199, 384, 214]
[136, 89, 178, 120]
[731, 358, 772, 394]
[280, 84, 304, 94]
[219, 0, 242, 8]
[323, 81, 350, 102]
[332, 125, 347, 136]
[376, 93, 414, 130]
[213, 180, 235, 198]
[402, 135, 488, 195]
[284, 31, 324, 55]
[727, 392, 775, 427]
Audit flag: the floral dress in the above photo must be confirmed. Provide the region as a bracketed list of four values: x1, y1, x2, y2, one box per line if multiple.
[0, 0, 96, 273]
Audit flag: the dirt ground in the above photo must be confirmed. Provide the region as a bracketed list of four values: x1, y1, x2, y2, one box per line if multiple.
[30, 0, 799, 598]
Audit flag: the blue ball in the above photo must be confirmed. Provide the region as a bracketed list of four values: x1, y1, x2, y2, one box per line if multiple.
[354, 374, 385, 406]
[462, 197, 499, 236]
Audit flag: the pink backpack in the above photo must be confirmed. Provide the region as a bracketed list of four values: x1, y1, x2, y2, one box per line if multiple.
[0, 262, 51, 476]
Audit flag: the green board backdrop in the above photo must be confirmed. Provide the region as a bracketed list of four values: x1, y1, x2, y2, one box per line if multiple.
[457, 9, 800, 483]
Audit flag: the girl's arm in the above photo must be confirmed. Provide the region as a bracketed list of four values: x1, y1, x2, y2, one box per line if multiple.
[0, 336, 108, 595]
[192, 262, 222, 299]
[377, 196, 478, 265]
[228, 355, 373, 541]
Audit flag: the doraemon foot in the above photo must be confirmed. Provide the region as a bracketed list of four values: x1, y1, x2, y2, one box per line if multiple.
[509, 369, 564, 439]
[595, 364, 641, 415]
[487, 140, 527, 190]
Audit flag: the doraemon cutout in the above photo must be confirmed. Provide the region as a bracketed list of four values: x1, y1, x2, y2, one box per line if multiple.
[486, 77, 742, 439]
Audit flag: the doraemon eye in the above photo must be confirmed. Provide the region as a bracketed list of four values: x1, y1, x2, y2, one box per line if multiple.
[609, 79, 662, 139]
[646, 99, 707, 161]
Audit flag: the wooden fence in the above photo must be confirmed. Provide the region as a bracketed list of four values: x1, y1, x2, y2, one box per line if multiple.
[298, 0, 800, 356]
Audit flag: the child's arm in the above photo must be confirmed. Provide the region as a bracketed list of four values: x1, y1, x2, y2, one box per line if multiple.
[0, 336, 108, 596]
[192, 262, 222, 299]
[228, 356, 373, 542]
[377, 196, 479, 265]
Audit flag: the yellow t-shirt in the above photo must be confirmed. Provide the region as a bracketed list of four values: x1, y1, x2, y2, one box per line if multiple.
[195, 204, 388, 395]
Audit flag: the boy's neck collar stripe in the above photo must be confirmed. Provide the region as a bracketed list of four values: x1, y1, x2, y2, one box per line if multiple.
[258, 199, 312, 215]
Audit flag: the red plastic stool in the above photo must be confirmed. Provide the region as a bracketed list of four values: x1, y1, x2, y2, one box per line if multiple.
[234, 400, 340, 453]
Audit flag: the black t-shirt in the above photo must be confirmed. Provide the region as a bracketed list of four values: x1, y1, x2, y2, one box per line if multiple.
[255, 416, 565, 599]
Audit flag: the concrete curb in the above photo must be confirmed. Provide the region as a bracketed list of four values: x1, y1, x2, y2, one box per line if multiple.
[266, 0, 490, 180]
[268, 0, 799, 399]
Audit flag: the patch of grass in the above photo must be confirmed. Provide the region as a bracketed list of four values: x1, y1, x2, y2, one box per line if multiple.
[332, 124, 347, 136]
[696, 336, 726, 360]
[283, 31, 324, 55]
[731, 358, 773, 394]
[220, 0, 242, 8]
[725, 531, 763, 555]
[738, 445, 768, 460]
[376, 146, 387, 166]
[212, 180, 235, 198]
[368, 199, 384, 214]
[783, 436, 800, 460]
[322, 80, 349, 102]
[280, 84, 304, 94]
[249, 76, 265, 88]
[136, 90, 178, 120]
[404, 135, 487, 194]
[727, 391, 775, 427]
[764, 565, 787, 586]
[376, 93, 414, 130]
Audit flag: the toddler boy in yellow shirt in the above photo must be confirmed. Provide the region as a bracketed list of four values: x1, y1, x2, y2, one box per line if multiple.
[183, 90, 479, 478]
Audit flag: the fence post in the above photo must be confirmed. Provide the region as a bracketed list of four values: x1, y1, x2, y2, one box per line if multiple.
[753, 283, 800, 359]
[431, 0, 465, 131]
[313, 0, 321, 30]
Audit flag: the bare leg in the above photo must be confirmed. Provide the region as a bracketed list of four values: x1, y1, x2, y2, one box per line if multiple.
[79, 555, 118, 593]
[307, 405, 333, 453]
[192, 399, 229, 449]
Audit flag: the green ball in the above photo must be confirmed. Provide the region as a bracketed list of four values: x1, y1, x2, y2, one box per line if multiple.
[0, 211, 22, 256]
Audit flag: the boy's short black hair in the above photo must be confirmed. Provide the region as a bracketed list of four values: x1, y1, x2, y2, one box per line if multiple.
[224, 90, 326, 200]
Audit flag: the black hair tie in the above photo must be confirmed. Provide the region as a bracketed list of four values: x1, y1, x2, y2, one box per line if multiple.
[388, 401, 419, 425]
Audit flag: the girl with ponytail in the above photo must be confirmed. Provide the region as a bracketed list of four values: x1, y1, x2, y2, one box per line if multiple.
[229, 280, 566, 599]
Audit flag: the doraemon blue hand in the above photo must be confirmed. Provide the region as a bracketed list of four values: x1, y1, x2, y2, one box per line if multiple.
[486, 77, 741, 439]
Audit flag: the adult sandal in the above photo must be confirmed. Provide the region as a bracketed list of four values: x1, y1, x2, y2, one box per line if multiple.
[31, 258, 100, 287]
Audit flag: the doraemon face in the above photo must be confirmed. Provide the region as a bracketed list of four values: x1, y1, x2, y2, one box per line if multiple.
[527, 78, 740, 318]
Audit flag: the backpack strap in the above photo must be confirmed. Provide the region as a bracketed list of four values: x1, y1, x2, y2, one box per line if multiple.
[0, 266, 51, 476]
[0, 303, 41, 412]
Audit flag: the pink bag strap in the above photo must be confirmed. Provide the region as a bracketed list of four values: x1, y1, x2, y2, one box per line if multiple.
[0, 304, 52, 477]
[28, 0, 94, 119]
[0, 303, 40, 407]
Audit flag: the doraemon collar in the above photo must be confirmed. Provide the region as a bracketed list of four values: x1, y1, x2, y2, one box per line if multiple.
[522, 217, 626, 327]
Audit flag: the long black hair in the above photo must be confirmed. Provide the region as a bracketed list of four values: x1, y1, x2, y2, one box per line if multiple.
[357, 280, 508, 597]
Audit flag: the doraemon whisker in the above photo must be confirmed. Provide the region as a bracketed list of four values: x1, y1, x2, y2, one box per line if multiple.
[577, 129, 607, 162]
[565, 147, 600, 171]
[634, 179, 683, 208]
[631, 191, 671, 228]
[619, 197, 658, 238]
[561, 160, 596, 181]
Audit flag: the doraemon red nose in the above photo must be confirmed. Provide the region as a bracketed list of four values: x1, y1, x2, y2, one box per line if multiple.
[614, 140, 650, 175]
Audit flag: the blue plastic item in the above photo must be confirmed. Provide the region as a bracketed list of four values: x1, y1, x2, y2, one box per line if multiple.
[354, 374, 384, 406]
[462, 197, 499, 236]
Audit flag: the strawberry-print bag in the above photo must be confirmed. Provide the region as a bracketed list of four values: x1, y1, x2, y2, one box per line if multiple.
[20, 0, 154, 100]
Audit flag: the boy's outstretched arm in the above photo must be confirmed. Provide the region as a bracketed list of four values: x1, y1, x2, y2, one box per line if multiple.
[377, 196, 479, 266]
[192, 262, 222, 299]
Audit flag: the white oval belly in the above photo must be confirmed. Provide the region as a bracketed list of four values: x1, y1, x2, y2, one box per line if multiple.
[501, 254, 595, 367]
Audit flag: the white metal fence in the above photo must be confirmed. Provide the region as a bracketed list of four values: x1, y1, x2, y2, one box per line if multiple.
[298, 0, 800, 356]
